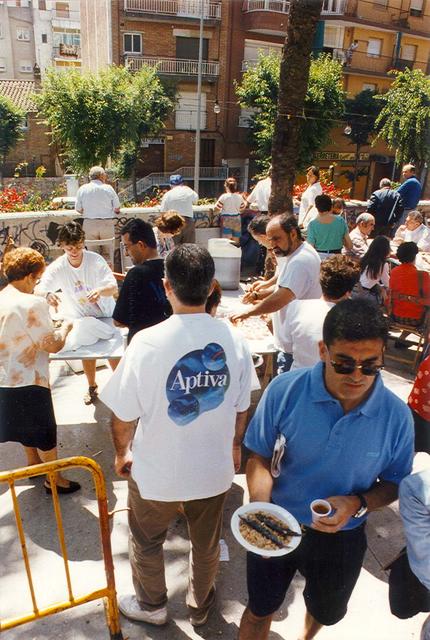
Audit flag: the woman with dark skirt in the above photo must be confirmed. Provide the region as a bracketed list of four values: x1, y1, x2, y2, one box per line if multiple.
[0, 247, 80, 493]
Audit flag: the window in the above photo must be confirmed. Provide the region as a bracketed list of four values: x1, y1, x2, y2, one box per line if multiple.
[362, 82, 377, 91]
[55, 2, 70, 18]
[367, 38, 382, 57]
[0, 23, 3, 39]
[323, 25, 344, 49]
[176, 36, 208, 60]
[402, 44, 417, 61]
[0, 58, 6, 72]
[39, 0, 47, 9]
[175, 91, 207, 130]
[53, 32, 80, 46]
[19, 60, 33, 73]
[16, 27, 31, 41]
[238, 108, 255, 128]
[243, 39, 282, 67]
[123, 33, 142, 54]
[41, 33, 48, 43]
[410, 0, 423, 16]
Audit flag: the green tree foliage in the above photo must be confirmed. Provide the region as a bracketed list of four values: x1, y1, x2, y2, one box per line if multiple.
[0, 95, 24, 179]
[344, 89, 381, 196]
[236, 53, 345, 173]
[374, 68, 430, 170]
[35, 65, 172, 174]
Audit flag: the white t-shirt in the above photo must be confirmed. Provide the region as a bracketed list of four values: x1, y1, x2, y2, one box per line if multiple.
[0, 285, 54, 388]
[298, 182, 323, 228]
[100, 313, 253, 501]
[160, 185, 198, 218]
[272, 242, 322, 350]
[280, 298, 335, 367]
[360, 262, 390, 289]
[75, 180, 120, 219]
[395, 224, 430, 252]
[38, 250, 116, 319]
[217, 192, 245, 215]
[247, 177, 271, 211]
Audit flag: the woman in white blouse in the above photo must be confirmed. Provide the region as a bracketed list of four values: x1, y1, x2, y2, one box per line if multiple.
[298, 165, 323, 229]
[355, 236, 391, 304]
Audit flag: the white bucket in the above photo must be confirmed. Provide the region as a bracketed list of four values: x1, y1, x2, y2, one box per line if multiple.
[208, 239, 242, 290]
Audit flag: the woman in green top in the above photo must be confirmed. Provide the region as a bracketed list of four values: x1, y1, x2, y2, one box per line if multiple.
[307, 194, 352, 259]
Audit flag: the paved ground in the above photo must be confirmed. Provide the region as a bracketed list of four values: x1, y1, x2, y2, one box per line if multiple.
[1, 352, 429, 640]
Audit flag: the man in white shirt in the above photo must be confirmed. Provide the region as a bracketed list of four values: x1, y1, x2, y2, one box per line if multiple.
[37, 222, 118, 405]
[393, 211, 430, 252]
[231, 214, 321, 373]
[280, 255, 359, 369]
[342, 212, 375, 260]
[246, 172, 272, 214]
[100, 244, 252, 629]
[160, 175, 198, 244]
[75, 166, 120, 267]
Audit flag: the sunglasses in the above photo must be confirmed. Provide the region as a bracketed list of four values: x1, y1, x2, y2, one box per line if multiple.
[329, 359, 384, 376]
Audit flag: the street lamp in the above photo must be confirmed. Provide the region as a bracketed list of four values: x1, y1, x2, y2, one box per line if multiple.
[213, 100, 221, 114]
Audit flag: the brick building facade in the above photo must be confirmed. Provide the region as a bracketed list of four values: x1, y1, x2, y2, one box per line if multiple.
[80, 0, 430, 199]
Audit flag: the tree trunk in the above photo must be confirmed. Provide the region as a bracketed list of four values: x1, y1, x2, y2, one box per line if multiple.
[269, 0, 323, 216]
[351, 143, 360, 198]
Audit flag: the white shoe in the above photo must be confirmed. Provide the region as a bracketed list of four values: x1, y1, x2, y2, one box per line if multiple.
[118, 595, 167, 625]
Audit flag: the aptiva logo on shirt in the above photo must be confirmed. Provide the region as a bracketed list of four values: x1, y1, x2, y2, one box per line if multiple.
[166, 343, 230, 426]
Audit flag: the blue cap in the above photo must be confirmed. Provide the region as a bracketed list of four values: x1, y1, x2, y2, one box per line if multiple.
[170, 174, 183, 186]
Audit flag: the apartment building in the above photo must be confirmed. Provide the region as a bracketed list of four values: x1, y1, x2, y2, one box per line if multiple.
[0, 0, 81, 80]
[80, 0, 430, 198]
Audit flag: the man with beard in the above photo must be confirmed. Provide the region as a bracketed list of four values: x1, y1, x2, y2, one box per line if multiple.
[231, 214, 321, 373]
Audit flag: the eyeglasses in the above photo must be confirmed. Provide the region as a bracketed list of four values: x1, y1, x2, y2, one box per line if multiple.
[329, 359, 384, 376]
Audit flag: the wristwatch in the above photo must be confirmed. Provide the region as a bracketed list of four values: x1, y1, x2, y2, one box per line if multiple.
[353, 493, 368, 518]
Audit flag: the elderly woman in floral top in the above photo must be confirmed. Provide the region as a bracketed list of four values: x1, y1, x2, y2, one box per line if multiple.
[0, 247, 80, 493]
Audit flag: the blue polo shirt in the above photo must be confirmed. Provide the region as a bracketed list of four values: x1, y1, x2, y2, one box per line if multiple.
[244, 362, 414, 530]
[397, 177, 422, 210]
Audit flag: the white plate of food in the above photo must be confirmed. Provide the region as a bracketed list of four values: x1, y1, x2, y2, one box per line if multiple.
[231, 502, 302, 558]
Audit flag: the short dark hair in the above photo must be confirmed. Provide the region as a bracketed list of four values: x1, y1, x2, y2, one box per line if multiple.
[121, 218, 156, 249]
[205, 279, 222, 314]
[397, 241, 419, 264]
[320, 255, 360, 299]
[165, 244, 215, 306]
[58, 221, 85, 245]
[323, 298, 389, 347]
[248, 214, 270, 236]
[315, 194, 332, 214]
[332, 198, 345, 210]
[276, 213, 303, 241]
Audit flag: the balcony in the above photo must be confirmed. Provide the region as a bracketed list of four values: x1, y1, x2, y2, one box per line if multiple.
[338, 0, 429, 36]
[125, 56, 219, 79]
[242, 0, 346, 14]
[51, 8, 80, 29]
[52, 44, 81, 60]
[123, 0, 221, 20]
[321, 47, 428, 77]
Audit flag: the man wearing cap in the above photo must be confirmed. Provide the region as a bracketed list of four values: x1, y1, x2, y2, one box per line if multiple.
[160, 175, 198, 244]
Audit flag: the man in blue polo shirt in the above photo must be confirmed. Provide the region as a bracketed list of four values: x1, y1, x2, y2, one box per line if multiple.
[396, 164, 422, 228]
[239, 298, 414, 640]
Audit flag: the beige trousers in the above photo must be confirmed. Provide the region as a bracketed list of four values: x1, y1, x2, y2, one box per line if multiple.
[83, 218, 115, 267]
[127, 477, 226, 615]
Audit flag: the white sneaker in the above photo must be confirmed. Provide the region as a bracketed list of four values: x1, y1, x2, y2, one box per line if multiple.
[118, 595, 167, 625]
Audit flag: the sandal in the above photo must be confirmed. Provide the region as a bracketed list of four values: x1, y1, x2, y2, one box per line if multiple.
[44, 480, 81, 495]
[83, 385, 98, 405]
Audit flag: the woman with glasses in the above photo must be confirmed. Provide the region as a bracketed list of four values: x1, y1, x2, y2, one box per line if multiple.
[0, 247, 80, 493]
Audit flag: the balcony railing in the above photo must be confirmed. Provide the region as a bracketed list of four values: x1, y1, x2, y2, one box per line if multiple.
[125, 56, 219, 76]
[242, 0, 346, 14]
[124, 0, 221, 19]
[53, 44, 81, 59]
[318, 48, 428, 75]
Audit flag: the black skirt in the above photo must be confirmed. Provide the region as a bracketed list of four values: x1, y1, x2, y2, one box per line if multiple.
[0, 385, 57, 451]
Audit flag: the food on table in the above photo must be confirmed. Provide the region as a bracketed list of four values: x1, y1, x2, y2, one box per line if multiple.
[239, 510, 301, 551]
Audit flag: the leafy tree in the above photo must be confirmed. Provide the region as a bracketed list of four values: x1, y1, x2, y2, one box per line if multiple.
[35, 65, 172, 176]
[236, 49, 344, 212]
[344, 89, 381, 197]
[0, 95, 24, 183]
[374, 68, 430, 172]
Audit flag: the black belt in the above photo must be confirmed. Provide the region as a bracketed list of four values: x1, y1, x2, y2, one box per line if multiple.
[316, 248, 342, 254]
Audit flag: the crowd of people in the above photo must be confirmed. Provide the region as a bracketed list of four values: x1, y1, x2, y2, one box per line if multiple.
[0, 163, 429, 638]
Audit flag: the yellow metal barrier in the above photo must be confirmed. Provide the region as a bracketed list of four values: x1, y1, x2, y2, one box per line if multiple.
[0, 456, 123, 639]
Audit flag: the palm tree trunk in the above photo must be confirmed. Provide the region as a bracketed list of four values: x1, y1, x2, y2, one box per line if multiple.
[269, 0, 323, 216]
